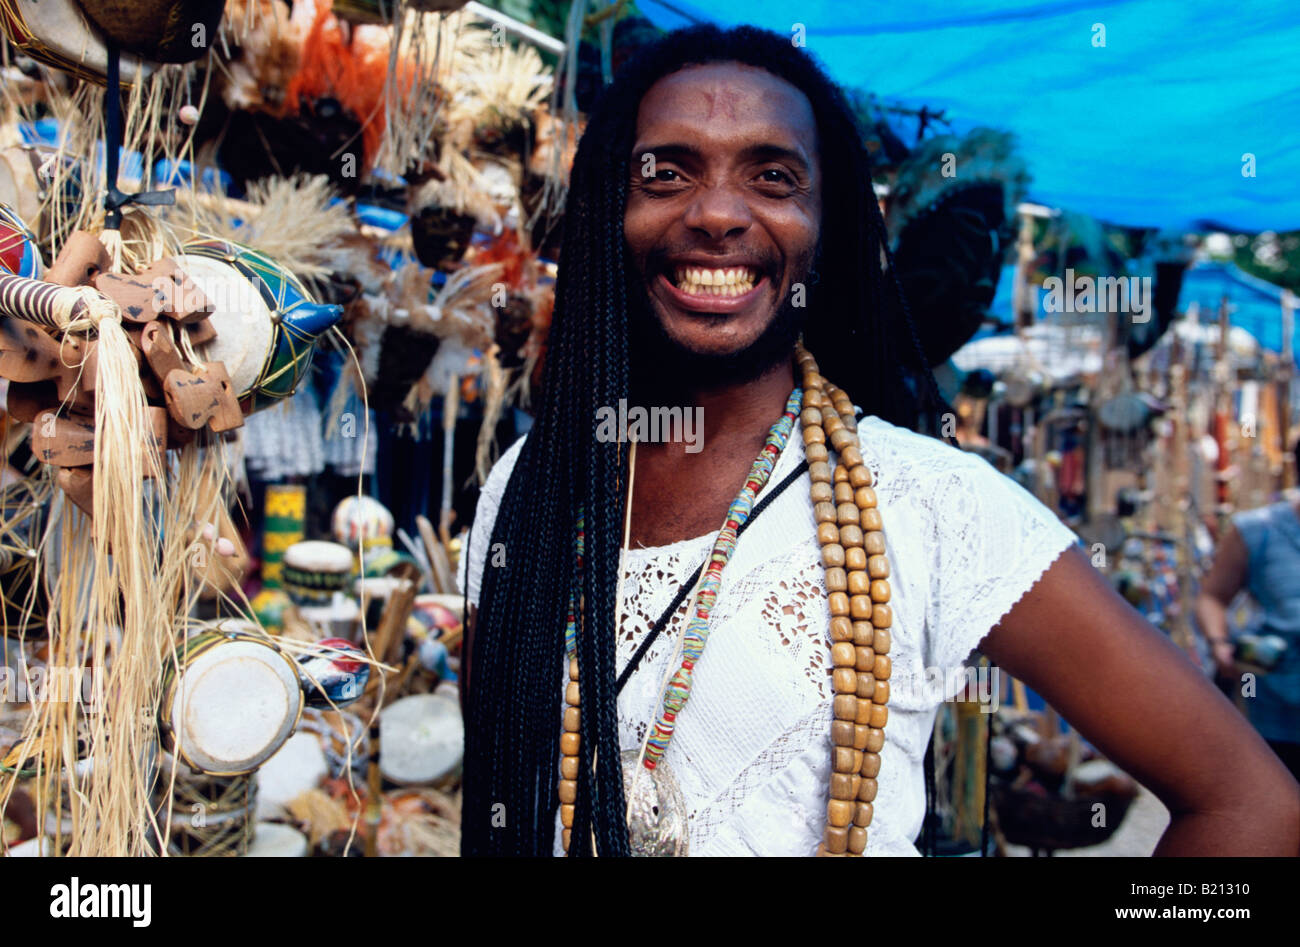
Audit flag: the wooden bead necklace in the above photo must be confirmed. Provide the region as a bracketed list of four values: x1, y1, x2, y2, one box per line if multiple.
[559, 343, 892, 856]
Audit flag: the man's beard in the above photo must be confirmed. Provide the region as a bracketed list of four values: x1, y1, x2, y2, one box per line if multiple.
[627, 256, 816, 402]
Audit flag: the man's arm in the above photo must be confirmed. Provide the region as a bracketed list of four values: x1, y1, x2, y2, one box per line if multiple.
[1195, 524, 1250, 680]
[982, 545, 1300, 855]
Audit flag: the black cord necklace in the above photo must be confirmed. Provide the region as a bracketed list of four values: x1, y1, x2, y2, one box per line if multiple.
[614, 459, 810, 694]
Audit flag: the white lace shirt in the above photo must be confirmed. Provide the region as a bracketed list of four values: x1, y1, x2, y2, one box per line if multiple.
[460, 414, 1078, 856]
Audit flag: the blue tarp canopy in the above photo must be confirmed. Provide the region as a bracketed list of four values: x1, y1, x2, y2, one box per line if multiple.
[1178, 260, 1295, 354]
[637, 1, 1300, 233]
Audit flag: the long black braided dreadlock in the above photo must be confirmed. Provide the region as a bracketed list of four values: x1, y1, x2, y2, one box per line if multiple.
[462, 24, 951, 857]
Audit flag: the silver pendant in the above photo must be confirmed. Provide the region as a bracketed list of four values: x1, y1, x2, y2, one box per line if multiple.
[622, 748, 689, 856]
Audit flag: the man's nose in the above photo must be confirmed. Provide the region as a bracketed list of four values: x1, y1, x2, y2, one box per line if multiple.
[681, 185, 752, 241]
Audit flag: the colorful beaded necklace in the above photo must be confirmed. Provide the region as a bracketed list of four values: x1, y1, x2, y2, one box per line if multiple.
[559, 344, 893, 857]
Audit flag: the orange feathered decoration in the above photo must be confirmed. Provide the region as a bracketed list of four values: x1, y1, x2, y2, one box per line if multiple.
[283, 0, 416, 172]
[473, 228, 529, 288]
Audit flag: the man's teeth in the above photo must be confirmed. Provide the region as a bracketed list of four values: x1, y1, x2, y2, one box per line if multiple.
[672, 266, 759, 296]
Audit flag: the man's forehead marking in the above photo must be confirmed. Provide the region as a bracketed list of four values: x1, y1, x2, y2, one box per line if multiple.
[696, 86, 746, 121]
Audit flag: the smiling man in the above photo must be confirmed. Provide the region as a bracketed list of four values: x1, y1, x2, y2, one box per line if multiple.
[459, 24, 1299, 856]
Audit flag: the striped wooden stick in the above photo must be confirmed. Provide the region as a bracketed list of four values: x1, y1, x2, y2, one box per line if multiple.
[0, 272, 116, 331]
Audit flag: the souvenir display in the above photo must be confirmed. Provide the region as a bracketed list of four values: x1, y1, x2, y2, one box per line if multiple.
[0, 0, 574, 859]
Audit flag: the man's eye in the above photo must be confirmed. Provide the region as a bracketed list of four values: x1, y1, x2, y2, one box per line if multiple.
[759, 168, 794, 185]
[654, 169, 680, 182]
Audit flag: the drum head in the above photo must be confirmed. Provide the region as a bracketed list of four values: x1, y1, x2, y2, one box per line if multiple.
[243, 822, 308, 857]
[175, 253, 274, 398]
[379, 693, 463, 786]
[168, 639, 302, 775]
[283, 540, 355, 575]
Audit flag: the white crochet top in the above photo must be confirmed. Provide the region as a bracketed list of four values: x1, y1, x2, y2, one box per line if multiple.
[461, 414, 1078, 856]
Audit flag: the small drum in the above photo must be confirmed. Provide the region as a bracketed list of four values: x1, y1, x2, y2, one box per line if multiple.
[378, 693, 463, 787]
[159, 758, 257, 857]
[411, 594, 464, 638]
[261, 483, 306, 589]
[360, 546, 420, 581]
[0, 0, 155, 85]
[250, 586, 292, 634]
[296, 637, 369, 708]
[282, 541, 355, 607]
[254, 731, 328, 820]
[160, 627, 304, 776]
[243, 821, 309, 857]
[0, 202, 43, 280]
[331, 495, 395, 552]
[175, 240, 343, 414]
[299, 707, 370, 777]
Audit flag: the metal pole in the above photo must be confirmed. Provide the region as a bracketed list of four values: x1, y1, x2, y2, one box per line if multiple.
[463, 1, 566, 55]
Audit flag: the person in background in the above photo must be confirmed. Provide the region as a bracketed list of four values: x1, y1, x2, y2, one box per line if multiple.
[1197, 438, 1300, 780]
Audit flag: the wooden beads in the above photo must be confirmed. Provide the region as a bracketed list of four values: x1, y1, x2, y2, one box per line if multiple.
[798, 342, 891, 859]
[559, 655, 582, 853]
